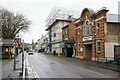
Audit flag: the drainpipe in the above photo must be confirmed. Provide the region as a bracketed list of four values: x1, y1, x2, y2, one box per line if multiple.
[95, 33, 96, 61]
[92, 14, 96, 61]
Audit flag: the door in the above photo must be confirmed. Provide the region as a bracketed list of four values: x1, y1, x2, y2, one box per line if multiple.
[114, 45, 120, 58]
[67, 48, 73, 57]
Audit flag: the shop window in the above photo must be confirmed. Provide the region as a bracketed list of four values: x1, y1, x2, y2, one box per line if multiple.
[97, 42, 101, 53]
[78, 43, 80, 52]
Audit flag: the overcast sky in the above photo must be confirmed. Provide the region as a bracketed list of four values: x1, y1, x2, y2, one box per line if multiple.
[0, 0, 119, 43]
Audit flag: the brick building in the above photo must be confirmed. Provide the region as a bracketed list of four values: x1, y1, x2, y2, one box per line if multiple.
[75, 7, 120, 61]
[62, 18, 80, 57]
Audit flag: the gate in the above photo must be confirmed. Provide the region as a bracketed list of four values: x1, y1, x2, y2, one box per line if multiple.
[114, 45, 120, 58]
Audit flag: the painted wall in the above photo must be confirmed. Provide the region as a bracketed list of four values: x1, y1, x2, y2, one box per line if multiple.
[105, 42, 118, 58]
[51, 20, 71, 53]
[37, 35, 46, 50]
[104, 22, 120, 58]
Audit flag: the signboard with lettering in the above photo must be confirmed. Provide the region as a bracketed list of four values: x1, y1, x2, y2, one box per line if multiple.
[83, 36, 92, 41]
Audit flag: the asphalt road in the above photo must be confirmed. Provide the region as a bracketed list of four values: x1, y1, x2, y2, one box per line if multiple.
[26, 52, 120, 78]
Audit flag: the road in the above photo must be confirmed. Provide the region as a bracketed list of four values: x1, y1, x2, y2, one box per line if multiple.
[26, 52, 119, 78]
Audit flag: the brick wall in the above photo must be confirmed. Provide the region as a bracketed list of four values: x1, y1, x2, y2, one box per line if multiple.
[69, 18, 80, 42]
[75, 7, 108, 60]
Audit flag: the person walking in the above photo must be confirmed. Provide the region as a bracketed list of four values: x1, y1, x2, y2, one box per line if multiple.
[54, 51, 56, 56]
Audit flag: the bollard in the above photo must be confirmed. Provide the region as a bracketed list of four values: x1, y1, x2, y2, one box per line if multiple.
[116, 58, 120, 71]
[105, 57, 107, 67]
[97, 56, 98, 64]
[58, 52, 61, 58]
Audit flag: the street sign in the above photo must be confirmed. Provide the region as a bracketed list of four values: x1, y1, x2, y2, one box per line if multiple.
[0, 42, 3, 46]
[12, 40, 19, 46]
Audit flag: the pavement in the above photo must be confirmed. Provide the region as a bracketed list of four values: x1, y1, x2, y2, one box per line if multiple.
[1, 52, 40, 79]
[2, 54, 23, 79]
[0, 59, 2, 80]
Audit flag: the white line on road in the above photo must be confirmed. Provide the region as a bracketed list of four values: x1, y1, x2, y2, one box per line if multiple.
[78, 67, 104, 76]
[31, 65, 40, 78]
[25, 56, 40, 79]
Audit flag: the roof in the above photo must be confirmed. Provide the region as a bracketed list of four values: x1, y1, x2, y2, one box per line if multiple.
[45, 19, 71, 31]
[81, 8, 94, 18]
[45, 7, 80, 27]
[3, 39, 13, 45]
[107, 14, 120, 23]
[62, 25, 69, 29]
[2, 39, 21, 46]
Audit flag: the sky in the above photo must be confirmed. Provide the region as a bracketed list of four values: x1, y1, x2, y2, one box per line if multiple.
[0, 0, 119, 43]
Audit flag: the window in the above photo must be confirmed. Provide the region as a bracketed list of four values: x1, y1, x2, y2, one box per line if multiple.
[54, 33, 56, 37]
[44, 39, 45, 43]
[86, 21, 89, 35]
[83, 26, 85, 36]
[90, 23, 92, 35]
[86, 15, 88, 19]
[66, 29, 67, 34]
[78, 30, 80, 35]
[78, 43, 80, 52]
[63, 30, 65, 34]
[97, 42, 101, 52]
[97, 23, 100, 35]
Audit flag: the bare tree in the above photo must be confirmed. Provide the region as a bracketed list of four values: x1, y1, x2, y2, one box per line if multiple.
[0, 8, 31, 39]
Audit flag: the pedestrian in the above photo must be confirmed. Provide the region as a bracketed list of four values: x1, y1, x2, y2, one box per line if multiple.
[10, 52, 12, 59]
[54, 51, 56, 56]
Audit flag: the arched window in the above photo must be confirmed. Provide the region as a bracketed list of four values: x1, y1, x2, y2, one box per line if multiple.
[78, 29, 80, 35]
[83, 26, 85, 36]
[97, 23, 100, 35]
[86, 21, 89, 35]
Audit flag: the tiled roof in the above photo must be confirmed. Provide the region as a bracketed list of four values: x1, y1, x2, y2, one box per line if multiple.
[3, 39, 13, 45]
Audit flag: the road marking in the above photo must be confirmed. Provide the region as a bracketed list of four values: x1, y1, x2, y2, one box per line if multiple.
[26, 58, 40, 79]
[78, 67, 103, 76]
[31, 65, 40, 79]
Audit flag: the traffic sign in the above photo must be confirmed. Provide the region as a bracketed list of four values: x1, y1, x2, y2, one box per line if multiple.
[12, 40, 19, 46]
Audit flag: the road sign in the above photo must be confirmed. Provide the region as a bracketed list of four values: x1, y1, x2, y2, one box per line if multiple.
[0, 42, 3, 46]
[12, 40, 19, 46]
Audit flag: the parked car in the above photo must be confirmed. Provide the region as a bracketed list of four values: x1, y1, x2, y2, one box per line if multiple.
[27, 50, 34, 55]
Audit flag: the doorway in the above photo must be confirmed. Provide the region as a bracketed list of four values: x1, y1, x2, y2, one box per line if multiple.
[83, 44, 92, 60]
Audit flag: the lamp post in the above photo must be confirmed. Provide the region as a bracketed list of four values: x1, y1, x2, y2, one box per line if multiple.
[13, 44, 16, 70]
[22, 39, 25, 78]
[13, 38, 17, 70]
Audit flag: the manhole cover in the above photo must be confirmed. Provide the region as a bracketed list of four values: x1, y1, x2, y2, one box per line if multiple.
[51, 63, 55, 64]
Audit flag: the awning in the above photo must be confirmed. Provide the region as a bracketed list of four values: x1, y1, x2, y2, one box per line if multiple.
[52, 41, 62, 45]
[47, 43, 52, 47]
